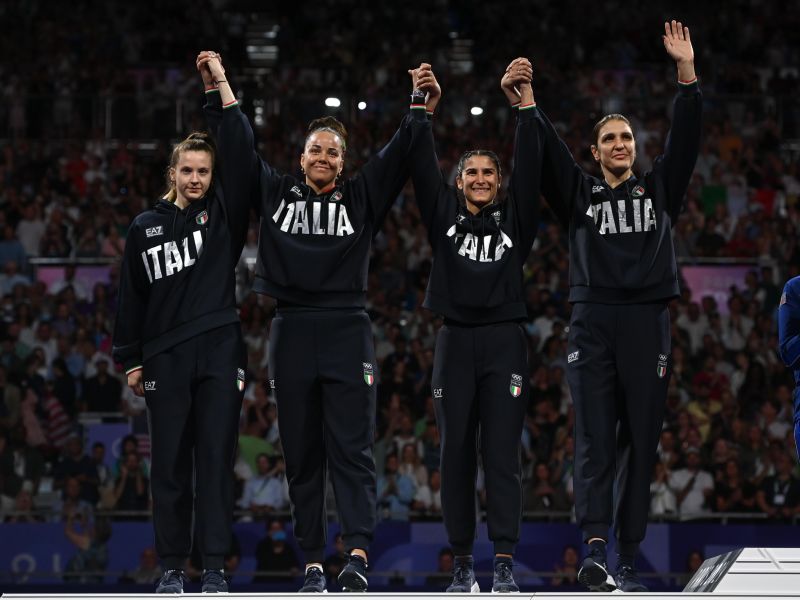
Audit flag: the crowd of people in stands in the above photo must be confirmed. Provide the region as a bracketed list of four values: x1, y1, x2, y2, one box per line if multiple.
[1, 0, 800, 584]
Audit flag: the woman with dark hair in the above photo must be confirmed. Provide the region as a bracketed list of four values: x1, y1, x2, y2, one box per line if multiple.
[197, 52, 428, 592]
[406, 60, 543, 593]
[533, 21, 702, 592]
[112, 123, 250, 593]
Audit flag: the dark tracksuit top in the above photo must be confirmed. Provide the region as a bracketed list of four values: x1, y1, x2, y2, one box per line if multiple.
[206, 90, 429, 561]
[778, 275, 800, 459]
[111, 101, 252, 569]
[410, 103, 543, 555]
[538, 81, 702, 547]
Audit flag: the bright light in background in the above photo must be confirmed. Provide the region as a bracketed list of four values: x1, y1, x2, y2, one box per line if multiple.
[470, 106, 484, 116]
[357, 101, 367, 110]
[325, 97, 341, 108]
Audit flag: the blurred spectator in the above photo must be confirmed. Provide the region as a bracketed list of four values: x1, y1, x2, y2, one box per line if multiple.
[253, 520, 301, 583]
[63, 515, 111, 583]
[425, 547, 454, 589]
[377, 453, 416, 520]
[111, 452, 149, 519]
[413, 468, 442, 516]
[323, 533, 347, 587]
[239, 453, 288, 520]
[756, 453, 800, 520]
[550, 544, 580, 587]
[650, 462, 677, 516]
[712, 459, 756, 513]
[81, 357, 122, 412]
[120, 547, 163, 584]
[52, 434, 97, 504]
[523, 461, 570, 513]
[668, 447, 714, 516]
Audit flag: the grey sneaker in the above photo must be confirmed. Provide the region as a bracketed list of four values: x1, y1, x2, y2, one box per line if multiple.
[156, 569, 186, 594]
[201, 569, 228, 593]
[446, 559, 479, 593]
[299, 566, 328, 593]
[492, 559, 519, 593]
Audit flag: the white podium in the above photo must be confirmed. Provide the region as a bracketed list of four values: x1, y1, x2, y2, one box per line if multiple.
[684, 547, 800, 593]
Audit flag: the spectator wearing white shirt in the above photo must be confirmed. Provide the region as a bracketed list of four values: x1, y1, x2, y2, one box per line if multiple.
[240, 454, 288, 520]
[668, 447, 714, 515]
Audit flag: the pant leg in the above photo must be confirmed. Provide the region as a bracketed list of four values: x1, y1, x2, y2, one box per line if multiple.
[317, 311, 377, 554]
[566, 303, 619, 542]
[613, 303, 670, 546]
[144, 343, 195, 569]
[268, 312, 326, 564]
[476, 322, 529, 556]
[432, 324, 479, 556]
[193, 324, 247, 569]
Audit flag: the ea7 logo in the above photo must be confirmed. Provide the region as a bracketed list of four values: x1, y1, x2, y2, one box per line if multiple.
[145, 226, 163, 238]
[144, 381, 156, 391]
[592, 185, 605, 194]
[290, 185, 303, 197]
[433, 388, 443, 398]
[568, 351, 580, 363]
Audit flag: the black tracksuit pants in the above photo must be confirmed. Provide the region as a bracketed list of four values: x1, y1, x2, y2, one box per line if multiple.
[566, 302, 670, 548]
[268, 308, 377, 564]
[144, 323, 246, 570]
[432, 321, 529, 556]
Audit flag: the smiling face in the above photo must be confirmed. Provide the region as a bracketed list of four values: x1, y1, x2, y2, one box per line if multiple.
[456, 155, 501, 214]
[300, 130, 344, 193]
[170, 150, 213, 208]
[591, 118, 636, 181]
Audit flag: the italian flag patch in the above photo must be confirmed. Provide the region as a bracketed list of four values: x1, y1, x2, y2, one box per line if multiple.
[363, 362, 374, 386]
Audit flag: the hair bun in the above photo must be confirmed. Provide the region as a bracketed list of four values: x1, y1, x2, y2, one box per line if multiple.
[306, 116, 348, 146]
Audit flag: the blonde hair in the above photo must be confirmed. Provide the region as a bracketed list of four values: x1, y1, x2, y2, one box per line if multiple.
[163, 132, 216, 202]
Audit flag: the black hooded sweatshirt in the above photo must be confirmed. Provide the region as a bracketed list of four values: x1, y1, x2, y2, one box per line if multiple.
[537, 81, 702, 304]
[204, 91, 429, 308]
[112, 107, 251, 373]
[410, 104, 544, 324]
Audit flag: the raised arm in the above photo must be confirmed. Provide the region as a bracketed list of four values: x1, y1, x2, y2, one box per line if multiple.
[407, 63, 447, 235]
[202, 55, 261, 239]
[352, 70, 431, 231]
[112, 225, 149, 396]
[779, 279, 800, 370]
[657, 20, 703, 221]
[198, 50, 223, 138]
[504, 58, 544, 249]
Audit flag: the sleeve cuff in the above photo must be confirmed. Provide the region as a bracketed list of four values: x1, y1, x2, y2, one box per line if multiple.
[410, 107, 428, 121]
[223, 99, 240, 109]
[204, 88, 222, 108]
[678, 79, 699, 95]
[125, 364, 143, 376]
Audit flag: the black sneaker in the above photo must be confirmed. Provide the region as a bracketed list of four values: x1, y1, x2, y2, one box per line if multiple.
[446, 559, 479, 593]
[338, 554, 368, 592]
[201, 569, 228, 593]
[578, 547, 616, 592]
[615, 564, 648, 592]
[300, 566, 328, 593]
[156, 569, 186, 594]
[492, 559, 519, 593]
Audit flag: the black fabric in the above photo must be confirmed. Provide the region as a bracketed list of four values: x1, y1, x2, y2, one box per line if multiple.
[144, 324, 246, 568]
[268, 309, 377, 563]
[538, 82, 702, 304]
[566, 302, 670, 544]
[431, 322, 528, 555]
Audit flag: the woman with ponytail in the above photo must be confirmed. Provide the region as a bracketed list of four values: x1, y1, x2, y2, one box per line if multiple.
[112, 125, 252, 593]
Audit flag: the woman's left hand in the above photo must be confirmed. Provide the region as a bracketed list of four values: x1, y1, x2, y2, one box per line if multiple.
[663, 20, 693, 64]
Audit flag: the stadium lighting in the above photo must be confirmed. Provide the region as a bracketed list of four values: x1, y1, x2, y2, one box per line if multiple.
[470, 106, 484, 116]
[325, 97, 341, 108]
[358, 101, 367, 110]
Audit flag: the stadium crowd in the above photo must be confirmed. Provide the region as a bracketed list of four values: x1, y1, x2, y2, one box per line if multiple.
[1, 0, 800, 584]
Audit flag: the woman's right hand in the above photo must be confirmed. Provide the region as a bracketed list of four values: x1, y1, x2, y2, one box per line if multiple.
[408, 62, 441, 113]
[127, 370, 144, 397]
[196, 51, 222, 88]
[501, 57, 533, 105]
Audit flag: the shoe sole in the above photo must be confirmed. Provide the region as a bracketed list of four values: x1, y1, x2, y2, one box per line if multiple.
[339, 570, 368, 593]
[446, 581, 480, 593]
[578, 563, 617, 592]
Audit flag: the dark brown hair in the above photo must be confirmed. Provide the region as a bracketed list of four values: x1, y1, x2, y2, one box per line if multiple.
[305, 116, 348, 152]
[456, 149, 502, 179]
[592, 113, 633, 145]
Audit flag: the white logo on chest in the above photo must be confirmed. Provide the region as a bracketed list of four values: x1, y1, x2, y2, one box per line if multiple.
[585, 198, 657, 235]
[271, 199, 354, 237]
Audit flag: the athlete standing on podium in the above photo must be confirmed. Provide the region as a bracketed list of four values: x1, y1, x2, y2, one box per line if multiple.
[536, 21, 702, 592]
